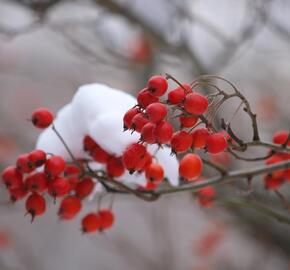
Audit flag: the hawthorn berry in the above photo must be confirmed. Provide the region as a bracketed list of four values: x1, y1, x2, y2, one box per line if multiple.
[179, 116, 198, 128]
[131, 113, 149, 133]
[167, 84, 191, 104]
[145, 163, 164, 184]
[16, 154, 34, 173]
[28, 149, 46, 168]
[265, 154, 284, 178]
[44, 156, 66, 178]
[147, 75, 168, 97]
[91, 144, 111, 164]
[184, 93, 208, 115]
[31, 108, 54, 129]
[2, 166, 23, 189]
[145, 102, 167, 123]
[83, 135, 97, 152]
[106, 156, 125, 177]
[137, 152, 153, 172]
[264, 174, 284, 190]
[58, 196, 82, 220]
[98, 209, 115, 230]
[171, 131, 193, 153]
[141, 122, 156, 144]
[179, 153, 203, 181]
[123, 108, 140, 130]
[273, 130, 290, 146]
[153, 121, 174, 144]
[206, 133, 228, 154]
[122, 143, 147, 173]
[75, 177, 95, 199]
[25, 172, 48, 193]
[192, 128, 210, 149]
[9, 184, 28, 202]
[48, 177, 71, 199]
[137, 88, 159, 108]
[82, 213, 101, 233]
[64, 164, 81, 177]
[25, 193, 46, 221]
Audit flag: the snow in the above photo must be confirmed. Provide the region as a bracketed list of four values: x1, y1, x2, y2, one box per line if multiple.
[36, 83, 179, 188]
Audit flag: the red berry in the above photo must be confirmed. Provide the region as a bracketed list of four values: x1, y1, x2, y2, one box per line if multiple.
[197, 186, 216, 207]
[48, 177, 70, 198]
[91, 144, 111, 164]
[147, 75, 168, 97]
[98, 209, 115, 230]
[58, 196, 82, 220]
[179, 116, 198, 128]
[145, 163, 164, 184]
[138, 152, 153, 171]
[45, 156, 66, 178]
[106, 156, 125, 177]
[75, 177, 95, 199]
[192, 128, 210, 149]
[9, 184, 28, 202]
[16, 154, 34, 173]
[2, 166, 23, 189]
[145, 102, 167, 123]
[167, 84, 191, 104]
[179, 154, 203, 181]
[28, 149, 46, 168]
[83, 135, 98, 152]
[31, 108, 54, 129]
[64, 164, 81, 177]
[171, 131, 193, 153]
[265, 154, 284, 178]
[273, 130, 290, 145]
[25, 193, 46, 221]
[137, 88, 159, 108]
[140, 181, 158, 190]
[153, 121, 173, 144]
[131, 113, 149, 133]
[206, 133, 228, 154]
[141, 122, 156, 144]
[123, 108, 140, 130]
[184, 93, 208, 115]
[122, 143, 147, 173]
[25, 172, 48, 193]
[82, 213, 101, 233]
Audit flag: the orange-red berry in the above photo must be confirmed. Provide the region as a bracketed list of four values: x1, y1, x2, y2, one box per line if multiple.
[179, 154, 203, 181]
[147, 75, 168, 97]
[31, 108, 54, 129]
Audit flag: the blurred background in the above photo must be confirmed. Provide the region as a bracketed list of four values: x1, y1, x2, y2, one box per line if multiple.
[0, 0, 290, 269]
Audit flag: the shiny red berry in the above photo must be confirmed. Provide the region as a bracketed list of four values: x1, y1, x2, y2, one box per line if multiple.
[147, 75, 168, 97]
[45, 156, 66, 178]
[123, 108, 140, 130]
[31, 108, 54, 129]
[9, 184, 28, 202]
[145, 163, 164, 183]
[98, 209, 115, 230]
[131, 113, 149, 133]
[153, 121, 173, 144]
[16, 154, 34, 173]
[91, 144, 111, 164]
[25, 172, 48, 193]
[82, 213, 101, 233]
[106, 156, 125, 177]
[167, 84, 191, 104]
[179, 116, 198, 128]
[75, 177, 95, 199]
[171, 131, 193, 153]
[273, 130, 290, 146]
[137, 88, 159, 108]
[2, 166, 23, 189]
[48, 177, 70, 198]
[122, 143, 147, 173]
[58, 196, 82, 220]
[206, 133, 228, 154]
[192, 128, 210, 149]
[184, 93, 208, 115]
[179, 154, 203, 181]
[141, 122, 156, 144]
[145, 102, 167, 123]
[83, 135, 98, 152]
[28, 149, 46, 168]
[25, 193, 46, 221]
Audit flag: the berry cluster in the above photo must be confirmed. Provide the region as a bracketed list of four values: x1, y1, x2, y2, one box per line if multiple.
[123, 75, 230, 204]
[264, 130, 290, 189]
[2, 108, 114, 233]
